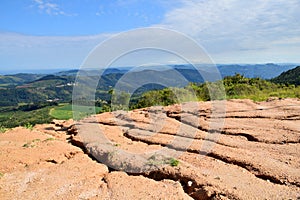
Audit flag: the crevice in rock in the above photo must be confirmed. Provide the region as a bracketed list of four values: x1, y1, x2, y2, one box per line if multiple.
[68, 110, 300, 190]
[226, 116, 272, 119]
[167, 114, 262, 143]
[281, 116, 300, 120]
[226, 115, 300, 120]
[123, 131, 165, 147]
[130, 168, 240, 200]
[166, 110, 210, 118]
[222, 132, 259, 142]
[128, 170, 217, 200]
[114, 118, 235, 148]
[67, 137, 100, 163]
[166, 110, 300, 144]
[203, 152, 288, 186]
[45, 159, 58, 164]
[156, 130, 234, 148]
[123, 129, 291, 187]
[167, 114, 300, 145]
[94, 121, 118, 126]
[166, 115, 210, 133]
[67, 132, 120, 173]
[255, 174, 300, 187]
[254, 174, 283, 185]
[205, 151, 300, 187]
[224, 104, 300, 113]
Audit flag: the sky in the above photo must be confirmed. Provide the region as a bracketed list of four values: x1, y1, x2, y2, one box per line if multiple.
[1, 0, 300, 71]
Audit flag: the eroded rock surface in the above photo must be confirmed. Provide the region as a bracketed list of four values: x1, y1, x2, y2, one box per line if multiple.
[0, 126, 191, 200]
[1, 98, 300, 199]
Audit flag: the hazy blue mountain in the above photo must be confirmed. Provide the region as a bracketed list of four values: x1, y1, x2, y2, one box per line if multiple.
[0, 63, 298, 86]
[216, 63, 297, 79]
[0, 63, 298, 106]
[54, 70, 79, 76]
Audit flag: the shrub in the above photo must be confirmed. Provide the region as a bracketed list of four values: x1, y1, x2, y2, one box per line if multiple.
[24, 123, 33, 130]
[169, 158, 179, 167]
[0, 126, 8, 133]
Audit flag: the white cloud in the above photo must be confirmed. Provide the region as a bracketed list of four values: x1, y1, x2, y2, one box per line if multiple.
[0, 32, 112, 69]
[32, 0, 74, 16]
[157, 0, 300, 63]
[0, 28, 214, 70]
[2, 0, 300, 70]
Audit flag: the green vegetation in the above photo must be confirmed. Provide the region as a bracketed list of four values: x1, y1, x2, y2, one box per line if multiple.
[22, 139, 41, 148]
[24, 122, 34, 130]
[0, 73, 43, 85]
[271, 66, 300, 86]
[0, 126, 9, 133]
[0, 105, 54, 128]
[147, 155, 180, 167]
[50, 104, 102, 120]
[131, 87, 197, 109]
[214, 74, 299, 101]
[0, 74, 74, 106]
[1, 66, 299, 129]
[49, 104, 73, 120]
[133, 74, 300, 108]
[23, 141, 35, 148]
[44, 137, 55, 142]
[0, 172, 4, 178]
[0, 102, 102, 129]
[169, 158, 180, 167]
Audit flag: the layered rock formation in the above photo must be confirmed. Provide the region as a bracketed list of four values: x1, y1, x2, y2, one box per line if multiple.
[0, 98, 299, 199]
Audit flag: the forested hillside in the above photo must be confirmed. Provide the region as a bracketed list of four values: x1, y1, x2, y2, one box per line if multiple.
[132, 74, 300, 109]
[1, 65, 299, 129]
[271, 66, 300, 86]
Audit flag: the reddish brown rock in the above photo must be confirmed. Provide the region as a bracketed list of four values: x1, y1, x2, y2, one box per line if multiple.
[76, 98, 300, 199]
[1, 98, 300, 199]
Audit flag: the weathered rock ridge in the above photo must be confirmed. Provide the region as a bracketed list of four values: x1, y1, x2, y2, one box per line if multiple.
[0, 98, 299, 199]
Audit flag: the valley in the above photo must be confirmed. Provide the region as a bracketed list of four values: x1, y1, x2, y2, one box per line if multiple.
[0, 64, 299, 129]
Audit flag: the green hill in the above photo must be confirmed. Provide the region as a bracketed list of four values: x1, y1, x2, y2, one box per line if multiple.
[271, 66, 300, 86]
[27, 75, 74, 88]
[0, 73, 44, 86]
[132, 74, 300, 109]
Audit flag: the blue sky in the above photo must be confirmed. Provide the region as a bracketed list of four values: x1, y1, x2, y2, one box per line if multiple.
[1, 0, 300, 71]
[0, 0, 167, 35]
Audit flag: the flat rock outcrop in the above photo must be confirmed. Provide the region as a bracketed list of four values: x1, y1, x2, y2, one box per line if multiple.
[0, 127, 190, 200]
[0, 98, 299, 199]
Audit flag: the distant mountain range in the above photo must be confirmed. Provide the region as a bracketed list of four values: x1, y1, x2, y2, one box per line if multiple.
[216, 63, 297, 79]
[0, 63, 298, 106]
[0, 63, 297, 85]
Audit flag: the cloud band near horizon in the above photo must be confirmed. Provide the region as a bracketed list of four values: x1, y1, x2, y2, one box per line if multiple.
[0, 0, 299, 70]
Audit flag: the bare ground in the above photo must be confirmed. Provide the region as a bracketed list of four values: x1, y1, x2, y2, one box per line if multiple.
[0, 98, 299, 199]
